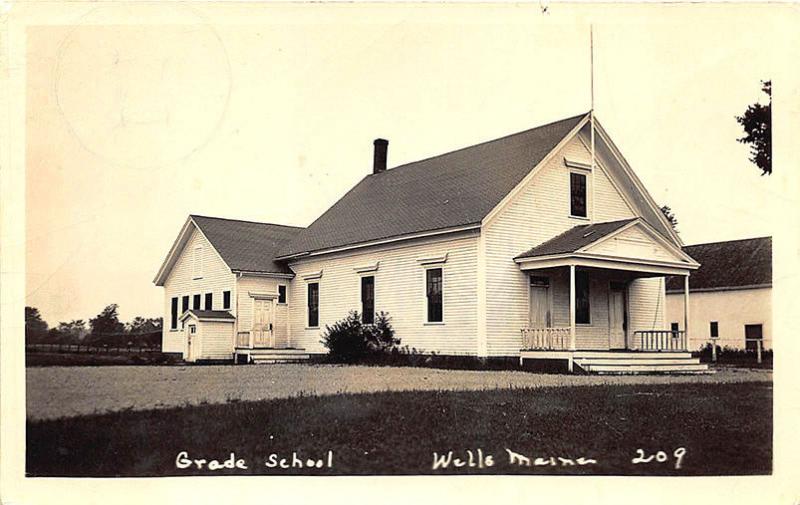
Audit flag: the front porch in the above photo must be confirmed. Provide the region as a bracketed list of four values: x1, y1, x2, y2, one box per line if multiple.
[234, 331, 309, 364]
[513, 218, 702, 373]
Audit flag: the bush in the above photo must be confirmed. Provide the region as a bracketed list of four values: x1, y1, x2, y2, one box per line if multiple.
[320, 311, 399, 363]
[696, 342, 772, 367]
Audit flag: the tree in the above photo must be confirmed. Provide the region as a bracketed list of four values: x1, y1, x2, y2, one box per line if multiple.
[127, 316, 163, 334]
[54, 320, 88, 343]
[660, 205, 679, 231]
[89, 304, 125, 336]
[25, 306, 49, 343]
[736, 80, 771, 175]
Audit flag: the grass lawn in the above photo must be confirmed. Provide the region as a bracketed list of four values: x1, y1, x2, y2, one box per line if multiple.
[27, 381, 771, 477]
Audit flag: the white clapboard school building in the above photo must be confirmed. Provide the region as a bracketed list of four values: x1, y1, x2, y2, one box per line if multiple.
[665, 237, 772, 352]
[154, 112, 710, 373]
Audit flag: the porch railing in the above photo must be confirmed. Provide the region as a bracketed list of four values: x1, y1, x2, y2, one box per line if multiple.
[236, 331, 251, 348]
[521, 327, 572, 351]
[635, 330, 687, 352]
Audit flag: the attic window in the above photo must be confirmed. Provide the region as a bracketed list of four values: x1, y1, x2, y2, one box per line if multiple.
[192, 246, 203, 279]
[570, 172, 587, 218]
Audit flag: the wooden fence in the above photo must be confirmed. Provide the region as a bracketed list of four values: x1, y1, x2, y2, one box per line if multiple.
[26, 343, 161, 355]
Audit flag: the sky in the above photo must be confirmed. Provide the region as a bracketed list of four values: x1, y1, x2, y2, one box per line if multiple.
[24, 3, 792, 326]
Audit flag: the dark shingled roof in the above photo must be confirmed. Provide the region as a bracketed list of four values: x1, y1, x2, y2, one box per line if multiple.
[277, 113, 587, 257]
[191, 215, 303, 274]
[515, 218, 638, 259]
[666, 237, 772, 292]
[182, 309, 235, 320]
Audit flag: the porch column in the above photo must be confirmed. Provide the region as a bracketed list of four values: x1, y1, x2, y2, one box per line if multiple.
[683, 275, 690, 351]
[569, 265, 577, 352]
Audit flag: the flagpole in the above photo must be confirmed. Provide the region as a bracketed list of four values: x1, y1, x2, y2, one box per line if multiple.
[590, 24, 596, 221]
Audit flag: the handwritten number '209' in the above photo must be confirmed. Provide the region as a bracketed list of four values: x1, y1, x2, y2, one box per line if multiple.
[632, 448, 686, 469]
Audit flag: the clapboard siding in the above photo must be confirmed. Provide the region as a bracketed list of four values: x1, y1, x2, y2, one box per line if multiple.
[628, 277, 666, 348]
[288, 231, 479, 355]
[236, 275, 291, 347]
[162, 227, 235, 354]
[198, 321, 235, 359]
[484, 136, 638, 356]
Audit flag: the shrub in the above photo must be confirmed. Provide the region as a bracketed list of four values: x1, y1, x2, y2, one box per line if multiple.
[320, 311, 399, 363]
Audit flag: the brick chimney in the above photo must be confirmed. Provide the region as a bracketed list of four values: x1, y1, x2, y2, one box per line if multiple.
[373, 138, 388, 174]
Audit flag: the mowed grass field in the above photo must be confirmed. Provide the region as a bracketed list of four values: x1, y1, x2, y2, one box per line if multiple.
[27, 381, 771, 477]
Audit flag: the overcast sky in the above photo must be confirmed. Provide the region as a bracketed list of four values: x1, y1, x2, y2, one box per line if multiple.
[25, 3, 789, 325]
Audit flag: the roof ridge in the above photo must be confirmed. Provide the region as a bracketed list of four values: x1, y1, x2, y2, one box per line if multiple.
[683, 236, 772, 248]
[369, 112, 589, 177]
[190, 214, 305, 229]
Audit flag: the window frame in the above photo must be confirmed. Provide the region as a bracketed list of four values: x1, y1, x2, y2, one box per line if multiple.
[575, 270, 590, 325]
[671, 322, 680, 333]
[710, 321, 719, 338]
[204, 292, 213, 311]
[307, 282, 320, 329]
[222, 291, 231, 310]
[277, 285, 287, 305]
[181, 295, 190, 314]
[192, 294, 201, 310]
[361, 275, 375, 325]
[569, 170, 589, 219]
[170, 297, 178, 330]
[425, 267, 444, 324]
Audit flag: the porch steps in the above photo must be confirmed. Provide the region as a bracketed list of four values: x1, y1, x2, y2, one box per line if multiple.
[238, 348, 310, 364]
[573, 352, 710, 375]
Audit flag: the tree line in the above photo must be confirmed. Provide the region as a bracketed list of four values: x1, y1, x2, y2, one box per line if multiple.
[25, 304, 162, 347]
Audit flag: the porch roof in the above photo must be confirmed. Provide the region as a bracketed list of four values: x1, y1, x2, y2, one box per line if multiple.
[515, 218, 637, 259]
[180, 310, 235, 322]
[514, 218, 700, 276]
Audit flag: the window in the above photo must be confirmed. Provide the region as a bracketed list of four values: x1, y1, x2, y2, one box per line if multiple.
[170, 297, 178, 330]
[205, 292, 213, 310]
[426, 268, 443, 323]
[307, 283, 319, 328]
[223, 291, 231, 310]
[193, 294, 201, 310]
[671, 322, 680, 334]
[361, 276, 375, 324]
[278, 285, 287, 304]
[181, 295, 189, 314]
[192, 246, 203, 279]
[575, 270, 590, 324]
[745, 324, 763, 352]
[710, 321, 719, 338]
[570, 172, 587, 218]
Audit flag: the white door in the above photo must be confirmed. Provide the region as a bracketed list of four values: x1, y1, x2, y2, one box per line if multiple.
[529, 285, 550, 328]
[187, 324, 197, 361]
[252, 299, 274, 347]
[609, 286, 626, 349]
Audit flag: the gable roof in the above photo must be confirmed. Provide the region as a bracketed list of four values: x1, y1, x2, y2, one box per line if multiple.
[666, 237, 772, 293]
[515, 218, 638, 259]
[191, 215, 303, 275]
[153, 215, 304, 285]
[277, 113, 588, 258]
[180, 309, 236, 322]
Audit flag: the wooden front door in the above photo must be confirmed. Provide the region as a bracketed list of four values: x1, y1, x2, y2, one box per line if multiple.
[609, 284, 627, 349]
[252, 299, 274, 348]
[529, 281, 550, 328]
[187, 324, 197, 361]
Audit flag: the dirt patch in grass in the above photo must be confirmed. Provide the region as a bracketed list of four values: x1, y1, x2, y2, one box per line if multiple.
[27, 382, 771, 477]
